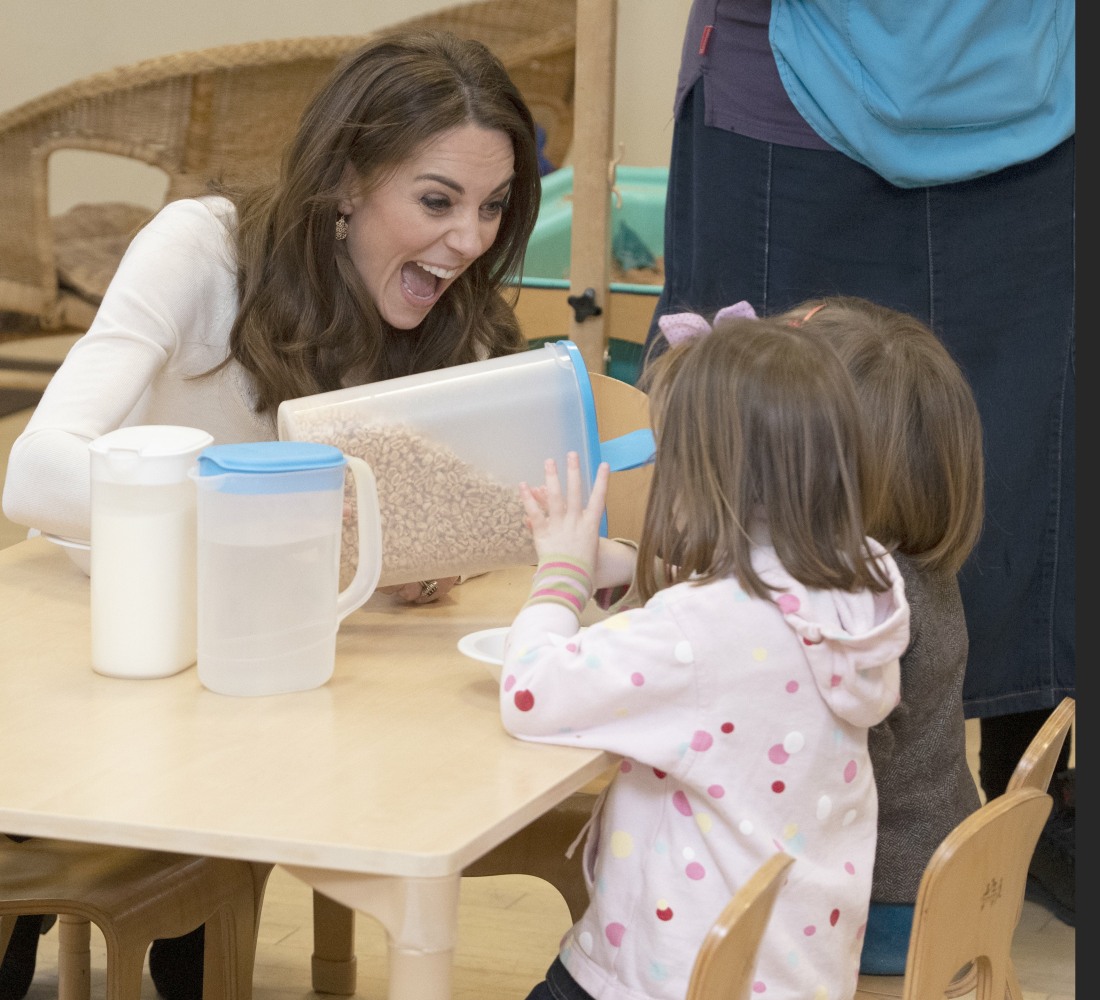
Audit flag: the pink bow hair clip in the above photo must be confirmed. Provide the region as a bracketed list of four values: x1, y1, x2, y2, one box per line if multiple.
[657, 300, 758, 346]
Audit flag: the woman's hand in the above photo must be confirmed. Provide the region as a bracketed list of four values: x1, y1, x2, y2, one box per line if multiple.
[519, 452, 610, 570]
[378, 577, 460, 605]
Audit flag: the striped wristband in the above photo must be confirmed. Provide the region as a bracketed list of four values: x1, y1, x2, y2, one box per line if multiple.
[527, 556, 594, 615]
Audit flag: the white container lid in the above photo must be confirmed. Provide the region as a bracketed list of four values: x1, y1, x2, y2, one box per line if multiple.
[89, 425, 215, 485]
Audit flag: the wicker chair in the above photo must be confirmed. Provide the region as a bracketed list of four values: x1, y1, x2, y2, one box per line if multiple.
[0, 0, 576, 334]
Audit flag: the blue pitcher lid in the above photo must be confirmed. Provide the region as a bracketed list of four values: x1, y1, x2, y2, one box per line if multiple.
[197, 441, 346, 476]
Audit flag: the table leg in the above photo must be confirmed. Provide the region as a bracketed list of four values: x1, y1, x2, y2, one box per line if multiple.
[281, 866, 461, 1000]
[311, 890, 357, 995]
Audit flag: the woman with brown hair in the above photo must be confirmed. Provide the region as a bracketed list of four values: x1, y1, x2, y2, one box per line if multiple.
[3, 29, 541, 606]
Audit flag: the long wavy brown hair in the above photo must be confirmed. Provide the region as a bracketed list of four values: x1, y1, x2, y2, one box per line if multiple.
[777, 296, 984, 575]
[635, 317, 892, 603]
[219, 30, 540, 413]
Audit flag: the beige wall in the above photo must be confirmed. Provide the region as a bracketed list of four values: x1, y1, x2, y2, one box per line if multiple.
[0, 0, 690, 215]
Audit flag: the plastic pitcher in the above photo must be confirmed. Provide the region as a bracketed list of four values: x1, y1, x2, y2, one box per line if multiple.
[89, 425, 214, 679]
[191, 441, 382, 697]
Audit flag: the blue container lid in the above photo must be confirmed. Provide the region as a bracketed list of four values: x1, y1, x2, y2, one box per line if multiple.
[197, 441, 346, 476]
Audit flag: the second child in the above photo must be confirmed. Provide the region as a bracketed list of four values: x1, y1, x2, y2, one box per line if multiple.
[780, 295, 986, 973]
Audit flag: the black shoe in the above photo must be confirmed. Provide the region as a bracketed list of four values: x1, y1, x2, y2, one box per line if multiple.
[1025, 767, 1075, 926]
[0, 914, 45, 1000]
[148, 925, 205, 1000]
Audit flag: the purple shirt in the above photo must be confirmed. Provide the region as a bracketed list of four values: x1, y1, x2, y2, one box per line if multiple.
[676, 0, 834, 151]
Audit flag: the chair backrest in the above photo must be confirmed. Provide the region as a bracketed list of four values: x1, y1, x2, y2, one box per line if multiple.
[1007, 696, 1075, 795]
[588, 371, 652, 543]
[900, 787, 1052, 1000]
[685, 852, 794, 1000]
[0, 0, 577, 329]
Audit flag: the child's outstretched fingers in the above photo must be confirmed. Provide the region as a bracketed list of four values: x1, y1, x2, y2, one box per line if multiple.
[587, 459, 611, 523]
[541, 457, 564, 516]
[519, 454, 608, 567]
[519, 480, 546, 533]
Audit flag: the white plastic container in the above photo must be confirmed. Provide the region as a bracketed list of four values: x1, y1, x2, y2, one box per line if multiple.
[191, 441, 382, 697]
[277, 340, 619, 587]
[89, 425, 214, 678]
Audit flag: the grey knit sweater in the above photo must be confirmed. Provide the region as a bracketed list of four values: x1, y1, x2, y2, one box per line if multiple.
[869, 553, 982, 902]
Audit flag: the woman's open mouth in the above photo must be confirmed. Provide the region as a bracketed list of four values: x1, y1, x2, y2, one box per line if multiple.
[401, 260, 458, 304]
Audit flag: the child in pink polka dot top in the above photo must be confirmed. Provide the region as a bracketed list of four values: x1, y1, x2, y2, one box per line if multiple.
[501, 316, 910, 1000]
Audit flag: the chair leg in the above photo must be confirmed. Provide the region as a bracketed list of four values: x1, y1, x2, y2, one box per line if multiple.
[202, 913, 230, 1000]
[311, 891, 357, 996]
[57, 915, 92, 1000]
[101, 930, 149, 1000]
[1005, 958, 1025, 1000]
[0, 915, 14, 960]
[202, 862, 271, 1000]
[462, 792, 594, 924]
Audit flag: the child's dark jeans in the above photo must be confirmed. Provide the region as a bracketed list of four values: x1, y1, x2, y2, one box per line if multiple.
[525, 957, 595, 1000]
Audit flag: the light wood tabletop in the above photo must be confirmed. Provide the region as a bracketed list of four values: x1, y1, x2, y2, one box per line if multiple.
[0, 537, 614, 999]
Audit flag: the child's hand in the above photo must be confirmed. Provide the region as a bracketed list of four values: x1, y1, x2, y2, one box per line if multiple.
[520, 452, 609, 571]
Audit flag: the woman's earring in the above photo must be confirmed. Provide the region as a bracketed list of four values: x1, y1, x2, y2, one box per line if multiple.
[335, 215, 349, 241]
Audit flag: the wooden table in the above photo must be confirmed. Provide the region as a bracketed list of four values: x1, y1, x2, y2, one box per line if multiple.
[0, 537, 614, 999]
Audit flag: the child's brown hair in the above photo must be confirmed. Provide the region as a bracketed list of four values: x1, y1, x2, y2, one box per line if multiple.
[779, 296, 984, 574]
[635, 316, 891, 603]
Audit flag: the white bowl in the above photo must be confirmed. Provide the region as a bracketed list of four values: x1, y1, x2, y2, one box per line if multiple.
[40, 532, 91, 575]
[457, 627, 509, 680]
[457, 626, 590, 682]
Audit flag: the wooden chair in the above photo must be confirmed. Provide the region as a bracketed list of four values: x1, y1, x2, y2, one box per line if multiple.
[1007, 696, 1074, 796]
[588, 371, 652, 542]
[856, 696, 1076, 1000]
[312, 371, 652, 994]
[879, 788, 1052, 1000]
[0, 838, 271, 1000]
[685, 852, 793, 1000]
[0, 0, 577, 335]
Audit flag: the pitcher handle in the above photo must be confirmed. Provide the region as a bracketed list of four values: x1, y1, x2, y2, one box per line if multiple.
[336, 456, 383, 621]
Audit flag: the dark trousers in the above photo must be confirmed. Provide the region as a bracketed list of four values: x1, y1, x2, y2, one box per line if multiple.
[524, 957, 595, 1000]
[980, 708, 1071, 801]
[647, 82, 1075, 738]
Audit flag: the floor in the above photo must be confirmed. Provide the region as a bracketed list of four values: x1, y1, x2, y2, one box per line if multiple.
[1, 332, 1075, 1000]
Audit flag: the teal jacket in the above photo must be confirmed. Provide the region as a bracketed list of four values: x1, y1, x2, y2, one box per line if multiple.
[771, 1, 1075, 187]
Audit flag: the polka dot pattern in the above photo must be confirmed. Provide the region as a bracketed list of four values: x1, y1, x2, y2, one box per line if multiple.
[691, 730, 713, 751]
[610, 830, 633, 857]
[776, 593, 801, 614]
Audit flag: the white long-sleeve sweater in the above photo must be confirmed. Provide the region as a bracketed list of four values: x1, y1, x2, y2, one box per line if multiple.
[3, 196, 273, 543]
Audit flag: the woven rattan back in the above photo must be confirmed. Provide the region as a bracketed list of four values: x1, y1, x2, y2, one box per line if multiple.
[0, 0, 576, 330]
